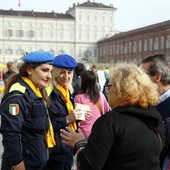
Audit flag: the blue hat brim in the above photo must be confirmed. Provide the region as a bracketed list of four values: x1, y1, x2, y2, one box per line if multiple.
[53, 54, 77, 69]
[23, 51, 55, 63]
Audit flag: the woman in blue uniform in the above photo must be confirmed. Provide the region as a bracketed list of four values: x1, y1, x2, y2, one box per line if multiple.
[44, 54, 88, 170]
[0, 51, 54, 170]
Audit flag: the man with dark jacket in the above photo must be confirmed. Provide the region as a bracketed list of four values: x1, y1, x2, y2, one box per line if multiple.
[141, 53, 170, 169]
[3, 61, 16, 83]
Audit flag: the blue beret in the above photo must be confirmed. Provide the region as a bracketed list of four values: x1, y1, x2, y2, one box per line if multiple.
[23, 51, 55, 64]
[53, 54, 77, 69]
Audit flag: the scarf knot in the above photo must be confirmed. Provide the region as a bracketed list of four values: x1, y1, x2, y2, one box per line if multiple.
[57, 84, 77, 131]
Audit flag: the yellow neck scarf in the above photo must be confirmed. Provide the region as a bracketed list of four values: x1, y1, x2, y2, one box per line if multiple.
[21, 77, 42, 98]
[22, 77, 56, 147]
[57, 84, 77, 131]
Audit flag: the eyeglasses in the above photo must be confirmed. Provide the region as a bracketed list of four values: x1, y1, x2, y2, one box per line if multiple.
[105, 84, 112, 93]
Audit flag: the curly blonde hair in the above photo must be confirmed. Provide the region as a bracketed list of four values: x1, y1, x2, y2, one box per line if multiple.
[109, 63, 160, 108]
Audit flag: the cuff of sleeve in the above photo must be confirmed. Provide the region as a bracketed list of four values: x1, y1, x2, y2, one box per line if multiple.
[74, 140, 87, 154]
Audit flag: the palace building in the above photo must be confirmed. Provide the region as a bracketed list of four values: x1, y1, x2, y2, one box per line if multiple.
[0, 1, 116, 63]
[98, 20, 170, 64]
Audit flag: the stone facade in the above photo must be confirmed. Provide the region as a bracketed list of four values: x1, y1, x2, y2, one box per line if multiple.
[98, 20, 170, 64]
[0, 1, 116, 63]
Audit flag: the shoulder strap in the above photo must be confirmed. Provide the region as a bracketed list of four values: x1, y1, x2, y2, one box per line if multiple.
[1, 82, 32, 119]
[9, 82, 26, 93]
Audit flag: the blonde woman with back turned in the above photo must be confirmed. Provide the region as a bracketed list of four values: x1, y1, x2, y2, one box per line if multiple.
[60, 63, 164, 170]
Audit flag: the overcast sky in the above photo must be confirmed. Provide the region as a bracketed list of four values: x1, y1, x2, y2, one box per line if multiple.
[0, 0, 169, 31]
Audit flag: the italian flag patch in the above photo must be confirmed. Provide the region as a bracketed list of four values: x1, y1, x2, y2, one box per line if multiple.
[9, 104, 19, 116]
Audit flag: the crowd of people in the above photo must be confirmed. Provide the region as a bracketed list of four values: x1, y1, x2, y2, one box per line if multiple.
[0, 51, 169, 170]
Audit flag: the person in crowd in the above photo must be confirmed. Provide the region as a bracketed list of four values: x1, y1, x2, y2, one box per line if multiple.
[0, 51, 55, 170]
[44, 54, 90, 170]
[3, 61, 16, 84]
[74, 70, 110, 139]
[141, 53, 170, 169]
[60, 63, 164, 170]
[102, 67, 110, 101]
[91, 64, 101, 91]
[72, 62, 86, 98]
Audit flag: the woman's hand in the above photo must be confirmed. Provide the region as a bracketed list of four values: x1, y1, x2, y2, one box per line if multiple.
[85, 110, 91, 120]
[60, 127, 85, 147]
[74, 107, 91, 121]
[66, 112, 76, 124]
[73, 108, 85, 120]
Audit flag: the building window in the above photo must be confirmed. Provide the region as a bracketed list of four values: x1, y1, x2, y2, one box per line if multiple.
[94, 48, 97, 58]
[144, 39, 147, 51]
[50, 31, 54, 39]
[109, 45, 112, 55]
[102, 16, 105, 22]
[7, 21, 11, 26]
[5, 48, 13, 55]
[70, 32, 73, 40]
[139, 40, 142, 52]
[103, 46, 105, 56]
[100, 48, 102, 57]
[27, 30, 34, 38]
[113, 45, 116, 55]
[79, 15, 82, 21]
[16, 30, 24, 37]
[86, 32, 90, 40]
[154, 37, 159, 50]
[60, 32, 63, 39]
[106, 46, 109, 56]
[166, 35, 170, 49]
[150, 38, 153, 51]
[95, 15, 97, 22]
[5, 29, 13, 37]
[78, 32, 82, 40]
[133, 41, 137, 53]
[16, 48, 24, 55]
[116, 44, 119, 55]
[87, 15, 90, 21]
[39, 31, 43, 38]
[124, 43, 128, 54]
[160, 36, 164, 50]
[120, 44, 123, 54]
[129, 42, 132, 53]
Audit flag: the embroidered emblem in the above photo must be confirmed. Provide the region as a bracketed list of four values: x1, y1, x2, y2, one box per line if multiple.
[9, 104, 19, 116]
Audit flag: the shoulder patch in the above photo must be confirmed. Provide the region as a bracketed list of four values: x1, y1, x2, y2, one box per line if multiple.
[9, 104, 19, 116]
[9, 82, 26, 93]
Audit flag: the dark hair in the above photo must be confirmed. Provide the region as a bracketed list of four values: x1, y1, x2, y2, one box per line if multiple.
[74, 63, 86, 76]
[142, 53, 166, 63]
[6, 61, 14, 68]
[141, 53, 170, 84]
[4, 62, 50, 106]
[80, 70, 99, 104]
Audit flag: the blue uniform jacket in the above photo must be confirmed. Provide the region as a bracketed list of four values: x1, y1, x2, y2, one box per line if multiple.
[0, 79, 49, 169]
[48, 87, 74, 162]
